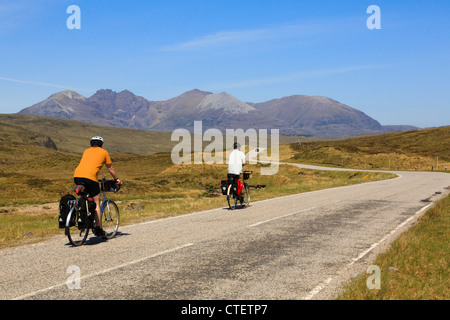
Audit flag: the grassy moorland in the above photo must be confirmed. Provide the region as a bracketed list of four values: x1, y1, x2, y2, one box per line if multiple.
[284, 126, 450, 171]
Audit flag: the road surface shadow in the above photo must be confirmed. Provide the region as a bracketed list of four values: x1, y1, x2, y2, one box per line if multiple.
[64, 231, 130, 246]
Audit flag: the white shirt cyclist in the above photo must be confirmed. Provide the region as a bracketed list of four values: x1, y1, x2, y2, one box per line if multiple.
[228, 149, 246, 175]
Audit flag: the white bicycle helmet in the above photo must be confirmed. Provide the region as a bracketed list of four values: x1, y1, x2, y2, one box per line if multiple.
[90, 136, 104, 146]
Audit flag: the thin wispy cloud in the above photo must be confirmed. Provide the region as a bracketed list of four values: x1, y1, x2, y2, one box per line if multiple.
[206, 65, 384, 90]
[0, 76, 82, 91]
[161, 20, 341, 52]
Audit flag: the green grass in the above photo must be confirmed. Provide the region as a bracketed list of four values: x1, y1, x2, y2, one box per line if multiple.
[337, 194, 450, 300]
[0, 213, 57, 246]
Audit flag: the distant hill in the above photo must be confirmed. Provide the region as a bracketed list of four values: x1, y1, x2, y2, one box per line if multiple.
[286, 125, 450, 170]
[0, 114, 175, 155]
[19, 89, 159, 130]
[18, 89, 418, 137]
[250, 95, 385, 137]
[157, 91, 285, 131]
[149, 89, 212, 130]
[0, 113, 306, 157]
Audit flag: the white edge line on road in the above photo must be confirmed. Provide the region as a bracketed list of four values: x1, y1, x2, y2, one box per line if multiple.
[302, 277, 333, 300]
[347, 203, 433, 266]
[12, 243, 194, 300]
[301, 203, 433, 300]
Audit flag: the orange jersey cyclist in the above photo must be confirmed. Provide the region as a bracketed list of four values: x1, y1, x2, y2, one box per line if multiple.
[74, 136, 122, 238]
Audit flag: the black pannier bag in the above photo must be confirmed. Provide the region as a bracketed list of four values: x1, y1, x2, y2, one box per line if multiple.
[77, 196, 96, 229]
[220, 180, 228, 195]
[59, 194, 76, 228]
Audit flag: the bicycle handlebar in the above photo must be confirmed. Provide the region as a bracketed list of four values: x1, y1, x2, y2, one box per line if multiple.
[99, 179, 121, 193]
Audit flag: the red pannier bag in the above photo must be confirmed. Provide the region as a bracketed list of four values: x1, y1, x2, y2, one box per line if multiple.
[237, 180, 243, 196]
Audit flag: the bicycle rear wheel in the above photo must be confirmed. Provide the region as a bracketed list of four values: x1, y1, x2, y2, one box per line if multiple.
[227, 184, 238, 210]
[66, 208, 89, 246]
[102, 200, 120, 239]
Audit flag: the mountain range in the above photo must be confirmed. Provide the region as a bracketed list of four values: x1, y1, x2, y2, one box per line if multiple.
[18, 89, 417, 137]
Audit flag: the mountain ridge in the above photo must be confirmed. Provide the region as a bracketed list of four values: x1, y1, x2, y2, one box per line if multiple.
[18, 89, 418, 137]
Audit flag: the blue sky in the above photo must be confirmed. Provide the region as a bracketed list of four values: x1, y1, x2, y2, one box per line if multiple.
[0, 0, 449, 128]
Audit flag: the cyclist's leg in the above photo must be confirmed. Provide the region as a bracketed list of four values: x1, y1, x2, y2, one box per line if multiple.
[82, 180, 101, 228]
[233, 174, 240, 196]
[227, 174, 233, 193]
[89, 188, 106, 237]
[93, 193, 101, 227]
[91, 196, 106, 238]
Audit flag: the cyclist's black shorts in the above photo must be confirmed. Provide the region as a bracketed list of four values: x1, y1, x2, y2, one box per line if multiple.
[227, 174, 240, 185]
[74, 177, 100, 197]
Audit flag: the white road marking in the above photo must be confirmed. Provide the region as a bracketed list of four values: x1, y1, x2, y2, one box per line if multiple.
[302, 277, 333, 300]
[347, 203, 432, 266]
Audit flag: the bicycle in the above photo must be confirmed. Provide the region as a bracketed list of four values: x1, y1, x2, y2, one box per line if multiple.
[64, 179, 121, 246]
[226, 171, 252, 210]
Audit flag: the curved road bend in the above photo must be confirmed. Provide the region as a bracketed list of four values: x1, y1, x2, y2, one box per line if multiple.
[0, 164, 448, 300]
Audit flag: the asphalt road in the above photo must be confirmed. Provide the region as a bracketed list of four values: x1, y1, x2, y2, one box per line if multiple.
[0, 164, 449, 300]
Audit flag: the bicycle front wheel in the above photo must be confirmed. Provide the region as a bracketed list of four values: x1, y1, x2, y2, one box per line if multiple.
[102, 200, 120, 239]
[66, 208, 89, 246]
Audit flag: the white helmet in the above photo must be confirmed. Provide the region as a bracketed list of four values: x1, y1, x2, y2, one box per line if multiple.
[90, 136, 104, 146]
